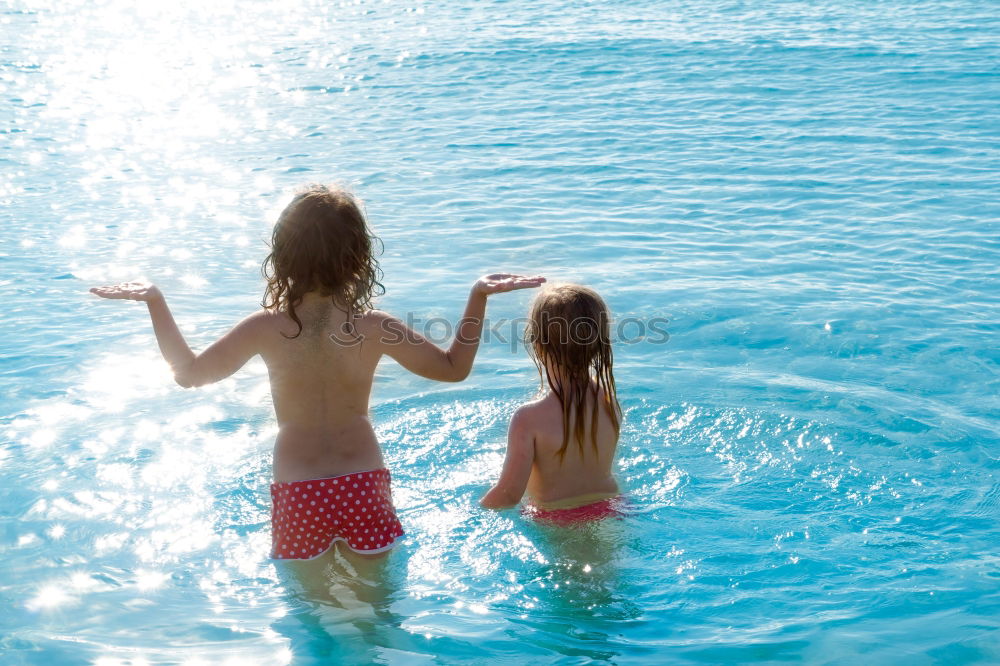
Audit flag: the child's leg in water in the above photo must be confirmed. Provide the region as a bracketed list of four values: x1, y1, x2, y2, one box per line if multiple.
[277, 543, 426, 652]
[278, 541, 398, 616]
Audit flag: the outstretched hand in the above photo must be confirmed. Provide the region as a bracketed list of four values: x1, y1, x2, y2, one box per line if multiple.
[474, 273, 546, 296]
[89, 281, 162, 302]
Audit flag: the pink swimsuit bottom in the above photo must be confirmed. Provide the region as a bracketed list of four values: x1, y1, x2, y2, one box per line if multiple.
[522, 495, 625, 526]
[270, 468, 404, 560]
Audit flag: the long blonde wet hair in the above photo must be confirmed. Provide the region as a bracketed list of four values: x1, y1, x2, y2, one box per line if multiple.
[261, 184, 384, 338]
[525, 284, 621, 460]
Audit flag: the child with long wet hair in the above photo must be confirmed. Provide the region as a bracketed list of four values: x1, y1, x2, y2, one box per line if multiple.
[91, 183, 544, 559]
[481, 283, 623, 524]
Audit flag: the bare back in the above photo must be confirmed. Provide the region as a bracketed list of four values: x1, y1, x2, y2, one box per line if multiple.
[257, 296, 385, 482]
[523, 387, 619, 508]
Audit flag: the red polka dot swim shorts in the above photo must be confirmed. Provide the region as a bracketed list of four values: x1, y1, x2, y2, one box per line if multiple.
[270, 468, 404, 559]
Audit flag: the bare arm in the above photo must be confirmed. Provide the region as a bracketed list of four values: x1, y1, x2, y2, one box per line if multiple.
[481, 407, 535, 509]
[379, 273, 544, 382]
[90, 282, 260, 388]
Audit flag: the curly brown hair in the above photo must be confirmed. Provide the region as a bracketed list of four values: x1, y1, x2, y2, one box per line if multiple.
[261, 184, 384, 338]
[525, 284, 621, 460]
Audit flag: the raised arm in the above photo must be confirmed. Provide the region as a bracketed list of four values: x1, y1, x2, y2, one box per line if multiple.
[376, 273, 544, 382]
[90, 281, 261, 388]
[481, 406, 535, 509]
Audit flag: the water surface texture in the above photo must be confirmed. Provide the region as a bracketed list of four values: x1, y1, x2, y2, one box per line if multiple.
[2, 0, 999, 663]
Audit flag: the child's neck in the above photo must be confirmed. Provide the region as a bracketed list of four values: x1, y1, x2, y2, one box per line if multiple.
[543, 364, 594, 391]
[542, 361, 566, 388]
[299, 290, 347, 310]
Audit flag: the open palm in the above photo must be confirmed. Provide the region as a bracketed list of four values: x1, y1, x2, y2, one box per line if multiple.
[89, 281, 161, 302]
[475, 273, 546, 296]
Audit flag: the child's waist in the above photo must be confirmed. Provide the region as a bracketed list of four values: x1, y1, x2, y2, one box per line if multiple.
[528, 490, 620, 511]
[272, 420, 384, 484]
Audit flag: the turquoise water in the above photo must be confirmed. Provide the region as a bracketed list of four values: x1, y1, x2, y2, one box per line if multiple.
[2, 0, 999, 662]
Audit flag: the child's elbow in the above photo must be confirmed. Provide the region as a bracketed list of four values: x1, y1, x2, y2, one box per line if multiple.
[480, 488, 518, 510]
[479, 496, 501, 510]
[440, 354, 471, 382]
[172, 359, 208, 388]
[173, 371, 200, 389]
[431, 364, 469, 383]
[446, 367, 471, 382]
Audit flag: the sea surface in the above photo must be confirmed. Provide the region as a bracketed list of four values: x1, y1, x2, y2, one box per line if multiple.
[1, 0, 999, 663]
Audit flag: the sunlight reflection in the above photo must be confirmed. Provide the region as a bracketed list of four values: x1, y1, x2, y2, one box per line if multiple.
[221, 531, 273, 579]
[180, 274, 208, 289]
[69, 572, 104, 593]
[57, 224, 88, 249]
[128, 503, 217, 561]
[26, 584, 76, 612]
[135, 570, 169, 591]
[132, 419, 163, 442]
[97, 463, 134, 488]
[27, 428, 57, 449]
[81, 355, 172, 410]
[94, 532, 129, 556]
[31, 401, 92, 425]
[18, 533, 39, 548]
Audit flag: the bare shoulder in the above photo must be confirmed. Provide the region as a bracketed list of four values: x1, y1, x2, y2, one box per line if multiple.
[355, 308, 430, 350]
[235, 308, 294, 348]
[240, 308, 285, 334]
[224, 308, 270, 333]
[243, 308, 278, 324]
[509, 397, 549, 434]
[356, 308, 392, 328]
[354, 308, 396, 342]
[505, 402, 540, 455]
